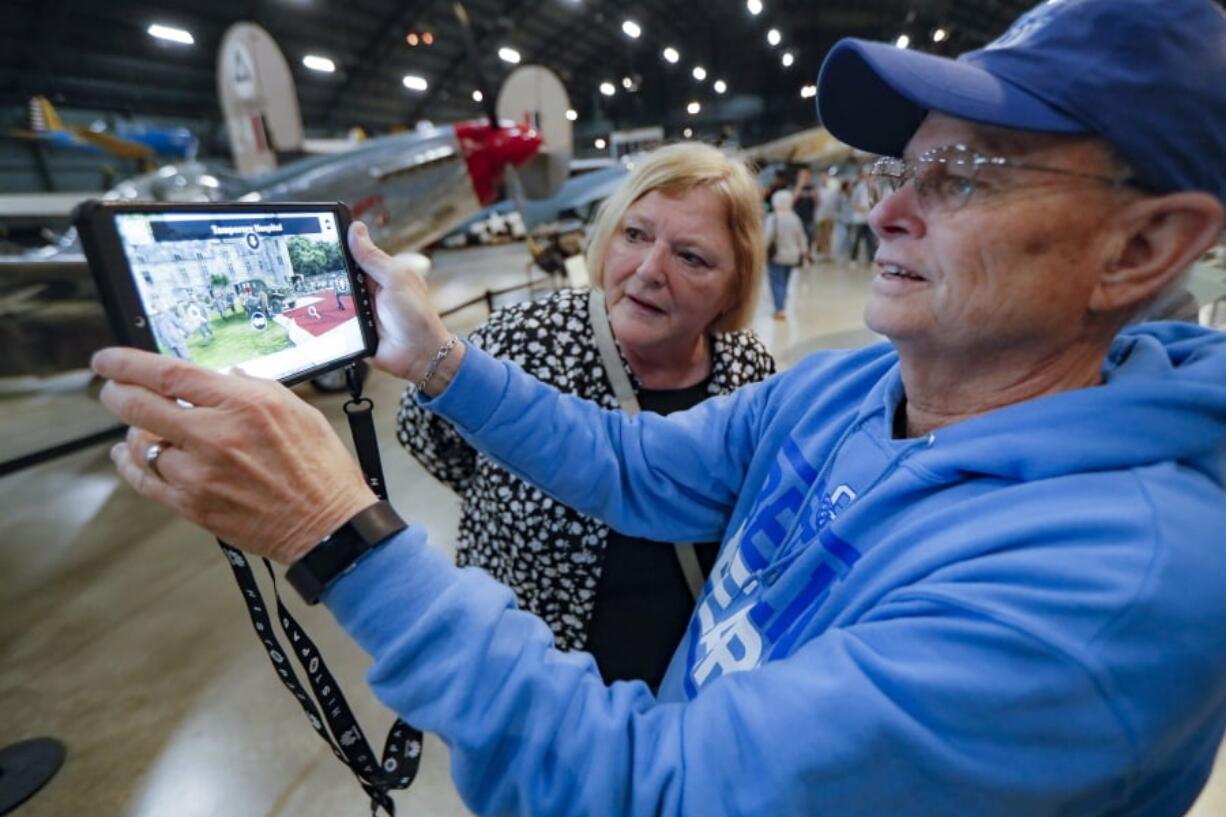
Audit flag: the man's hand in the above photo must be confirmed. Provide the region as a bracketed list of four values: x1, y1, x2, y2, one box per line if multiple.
[348, 221, 464, 390]
[92, 347, 378, 564]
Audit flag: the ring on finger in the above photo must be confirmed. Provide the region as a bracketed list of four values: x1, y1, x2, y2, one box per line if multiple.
[145, 441, 170, 480]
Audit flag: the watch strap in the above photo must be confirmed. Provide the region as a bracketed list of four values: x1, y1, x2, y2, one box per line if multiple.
[287, 500, 407, 604]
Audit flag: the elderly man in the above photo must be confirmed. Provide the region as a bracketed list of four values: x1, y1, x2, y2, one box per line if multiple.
[94, 0, 1225, 814]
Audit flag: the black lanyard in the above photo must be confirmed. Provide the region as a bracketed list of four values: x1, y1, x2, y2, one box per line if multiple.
[217, 363, 421, 815]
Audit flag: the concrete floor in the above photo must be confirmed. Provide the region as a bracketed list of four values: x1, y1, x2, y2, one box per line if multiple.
[2, 242, 1222, 816]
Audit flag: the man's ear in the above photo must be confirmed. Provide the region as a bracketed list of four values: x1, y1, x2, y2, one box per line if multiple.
[1090, 192, 1224, 313]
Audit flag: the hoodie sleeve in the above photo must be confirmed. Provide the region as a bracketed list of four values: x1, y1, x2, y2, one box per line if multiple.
[328, 530, 1133, 817]
[392, 316, 505, 495]
[417, 343, 771, 543]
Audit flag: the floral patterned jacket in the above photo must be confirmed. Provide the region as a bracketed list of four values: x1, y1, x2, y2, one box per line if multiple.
[396, 288, 776, 650]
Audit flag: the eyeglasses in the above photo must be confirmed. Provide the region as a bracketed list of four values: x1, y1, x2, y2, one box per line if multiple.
[867, 144, 1139, 212]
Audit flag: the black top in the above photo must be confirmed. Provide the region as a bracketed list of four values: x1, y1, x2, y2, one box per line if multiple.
[793, 187, 817, 224]
[585, 378, 720, 691]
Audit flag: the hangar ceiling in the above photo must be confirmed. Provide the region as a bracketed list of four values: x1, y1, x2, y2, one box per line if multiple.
[2, 0, 1042, 149]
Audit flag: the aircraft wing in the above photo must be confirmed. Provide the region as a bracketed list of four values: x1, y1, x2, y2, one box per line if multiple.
[6, 129, 96, 152]
[745, 127, 859, 165]
[569, 157, 619, 173]
[523, 164, 628, 226]
[0, 193, 88, 228]
[73, 128, 155, 160]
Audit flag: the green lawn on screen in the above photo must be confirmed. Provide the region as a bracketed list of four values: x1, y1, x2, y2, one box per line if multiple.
[186, 312, 294, 370]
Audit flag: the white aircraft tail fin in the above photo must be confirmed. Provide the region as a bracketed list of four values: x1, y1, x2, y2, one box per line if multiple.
[217, 23, 304, 175]
[497, 66, 573, 201]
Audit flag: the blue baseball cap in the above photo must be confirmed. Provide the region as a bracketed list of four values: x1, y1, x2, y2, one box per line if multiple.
[816, 0, 1226, 202]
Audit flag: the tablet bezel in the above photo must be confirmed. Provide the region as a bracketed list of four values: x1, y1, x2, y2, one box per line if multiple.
[75, 200, 379, 386]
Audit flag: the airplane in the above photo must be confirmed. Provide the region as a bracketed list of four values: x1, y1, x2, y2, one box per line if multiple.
[8, 96, 198, 162]
[21, 68, 569, 260]
[4, 62, 572, 383]
[238, 115, 551, 253]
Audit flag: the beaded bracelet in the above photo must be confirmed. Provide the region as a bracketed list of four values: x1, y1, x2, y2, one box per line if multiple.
[416, 334, 459, 394]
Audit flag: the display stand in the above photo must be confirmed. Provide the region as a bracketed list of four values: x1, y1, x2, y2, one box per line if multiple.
[0, 738, 65, 815]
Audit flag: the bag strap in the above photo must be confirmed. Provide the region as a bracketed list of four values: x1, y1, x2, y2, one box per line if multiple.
[219, 364, 423, 816]
[673, 542, 707, 603]
[587, 289, 705, 601]
[588, 288, 639, 414]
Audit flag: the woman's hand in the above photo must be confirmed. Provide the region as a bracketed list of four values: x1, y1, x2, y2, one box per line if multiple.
[348, 221, 463, 390]
[92, 347, 378, 564]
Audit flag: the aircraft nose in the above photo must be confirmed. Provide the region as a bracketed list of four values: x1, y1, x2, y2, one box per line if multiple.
[455, 121, 544, 205]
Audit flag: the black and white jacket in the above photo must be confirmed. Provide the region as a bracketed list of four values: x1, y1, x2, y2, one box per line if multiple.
[396, 288, 776, 650]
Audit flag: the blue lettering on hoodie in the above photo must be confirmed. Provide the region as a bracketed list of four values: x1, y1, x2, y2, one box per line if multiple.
[683, 430, 889, 696]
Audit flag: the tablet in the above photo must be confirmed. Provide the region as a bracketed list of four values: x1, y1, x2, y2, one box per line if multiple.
[75, 201, 377, 385]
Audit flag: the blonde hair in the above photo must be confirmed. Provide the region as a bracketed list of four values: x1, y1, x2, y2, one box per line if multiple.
[585, 142, 764, 333]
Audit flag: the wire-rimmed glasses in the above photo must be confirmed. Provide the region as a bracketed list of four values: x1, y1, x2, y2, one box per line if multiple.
[867, 144, 1139, 212]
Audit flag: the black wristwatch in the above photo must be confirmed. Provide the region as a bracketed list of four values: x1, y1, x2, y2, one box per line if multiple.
[286, 500, 408, 605]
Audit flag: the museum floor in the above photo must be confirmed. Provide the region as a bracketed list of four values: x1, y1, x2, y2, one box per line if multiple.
[2, 243, 1222, 817]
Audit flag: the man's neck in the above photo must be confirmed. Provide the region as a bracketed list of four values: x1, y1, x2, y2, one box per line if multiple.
[896, 336, 1108, 438]
[621, 334, 712, 390]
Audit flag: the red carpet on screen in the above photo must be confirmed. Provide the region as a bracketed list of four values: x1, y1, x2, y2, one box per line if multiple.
[281, 291, 355, 337]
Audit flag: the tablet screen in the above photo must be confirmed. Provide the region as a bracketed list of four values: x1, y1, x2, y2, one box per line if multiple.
[113, 209, 366, 381]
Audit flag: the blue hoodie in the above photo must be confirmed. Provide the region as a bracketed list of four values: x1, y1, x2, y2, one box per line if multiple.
[326, 322, 1226, 817]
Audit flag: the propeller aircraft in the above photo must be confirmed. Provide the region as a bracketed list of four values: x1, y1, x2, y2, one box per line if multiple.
[9, 96, 198, 162]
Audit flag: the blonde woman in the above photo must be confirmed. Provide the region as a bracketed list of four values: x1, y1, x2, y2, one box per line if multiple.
[397, 142, 775, 689]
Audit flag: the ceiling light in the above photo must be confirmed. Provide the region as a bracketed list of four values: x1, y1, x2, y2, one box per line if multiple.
[302, 55, 335, 73]
[692, 66, 707, 81]
[402, 75, 428, 92]
[472, 90, 483, 102]
[422, 32, 434, 45]
[406, 32, 419, 46]
[687, 101, 701, 115]
[498, 46, 521, 64]
[147, 23, 194, 45]
[896, 34, 910, 49]
[781, 51, 794, 68]
[565, 108, 578, 121]
[595, 137, 607, 149]
[662, 46, 680, 64]
[767, 28, 781, 46]
[683, 127, 694, 138]
[713, 79, 727, 94]
[932, 27, 948, 42]
[600, 81, 616, 96]
[800, 84, 817, 98]
[747, 0, 763, 15]
[622, 20, 641, 39]
[622, 76, 633, 89]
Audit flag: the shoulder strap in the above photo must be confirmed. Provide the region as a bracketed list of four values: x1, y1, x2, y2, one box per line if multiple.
[673, 542, 706, 601]
[586, 288, 706, 602]
[588, 288, 640, 415]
